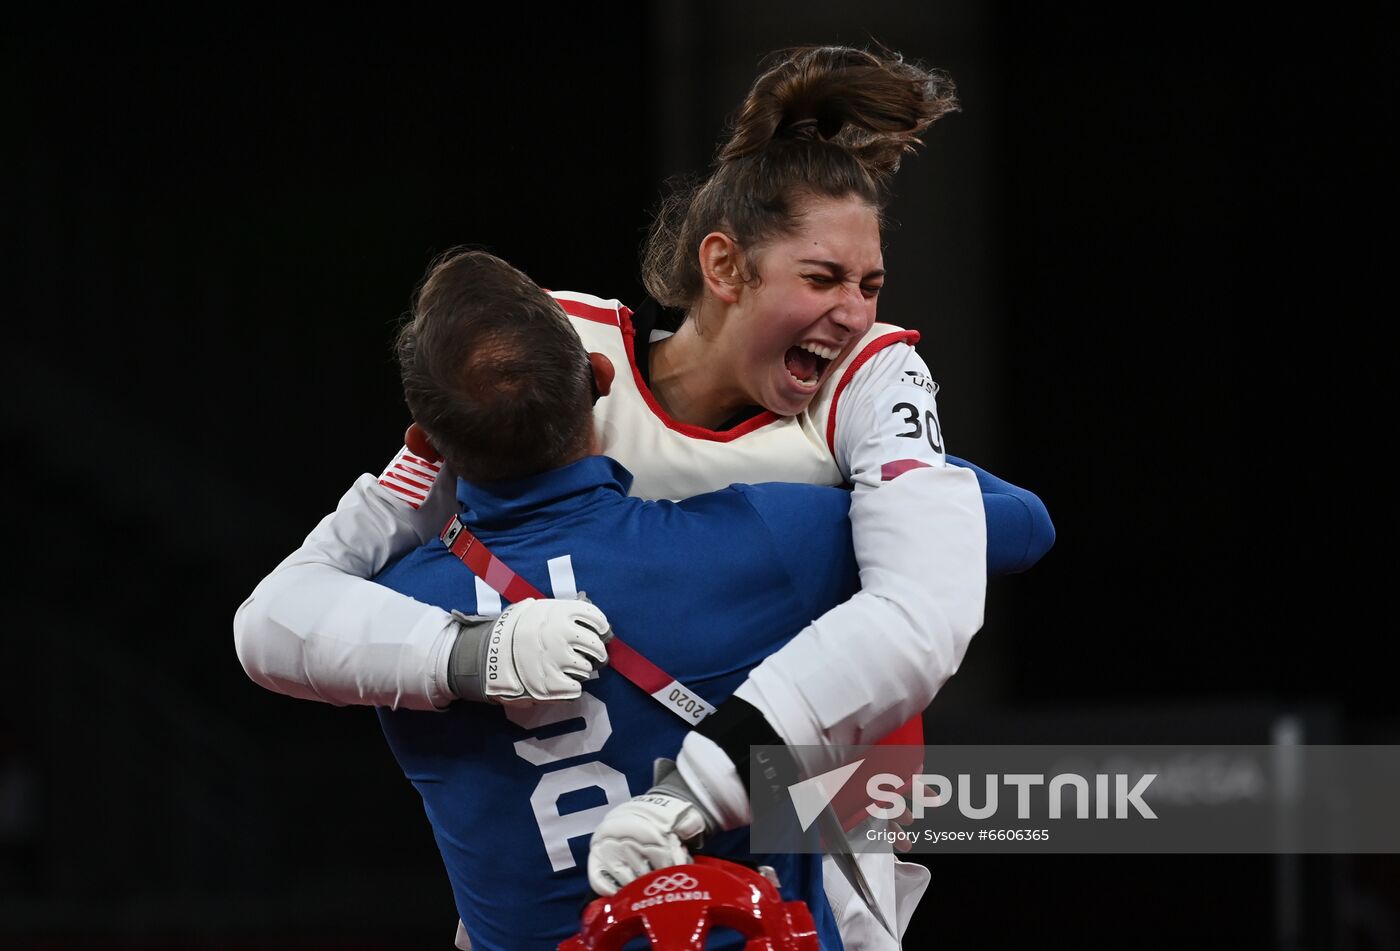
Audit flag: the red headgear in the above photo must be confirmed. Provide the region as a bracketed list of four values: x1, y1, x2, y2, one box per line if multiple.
[559, 856, 818, 950]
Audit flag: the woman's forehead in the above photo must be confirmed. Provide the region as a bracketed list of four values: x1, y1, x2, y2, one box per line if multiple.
[781, 197, 883, 271]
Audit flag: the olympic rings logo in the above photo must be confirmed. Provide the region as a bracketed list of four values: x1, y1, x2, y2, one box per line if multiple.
[643, 872, 699, 896]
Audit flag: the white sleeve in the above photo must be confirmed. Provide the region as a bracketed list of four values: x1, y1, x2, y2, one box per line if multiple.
[232, 448, 462, 711]
[732, 344, 986, 754]
[834, 342, 948, 489]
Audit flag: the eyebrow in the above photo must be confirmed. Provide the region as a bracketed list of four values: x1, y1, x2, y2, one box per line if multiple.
[798, 259, 887, 280]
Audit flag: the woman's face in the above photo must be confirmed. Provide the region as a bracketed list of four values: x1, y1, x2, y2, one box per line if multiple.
[725, 194, 885, 417]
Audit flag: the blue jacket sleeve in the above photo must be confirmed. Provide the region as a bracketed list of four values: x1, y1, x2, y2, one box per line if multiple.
[947, 455, 1056, 576]
[730, 483, 860, 625]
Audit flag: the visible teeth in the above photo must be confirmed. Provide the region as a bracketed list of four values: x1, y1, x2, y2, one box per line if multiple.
[797, 342, 839, 361]
[787, 369, 820, 388]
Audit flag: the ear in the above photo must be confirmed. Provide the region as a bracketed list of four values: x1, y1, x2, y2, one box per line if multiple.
[404, 422, 443, 463]
[698, 231, 745, 304]
[588, 352, 615, 399]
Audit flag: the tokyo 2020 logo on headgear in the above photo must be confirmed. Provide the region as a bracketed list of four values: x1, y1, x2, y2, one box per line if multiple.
[560, 856, 819, 950]
[643, 872, 699, 896]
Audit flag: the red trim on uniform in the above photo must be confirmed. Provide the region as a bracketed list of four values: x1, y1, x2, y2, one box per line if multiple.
[381, 481, 428, 501]
[388, 467, 432, 491]
[378, 480, 427, 507]
[403, 454, 442, 471]
[394, 469, 438, 487]
[554, 295, 622, 327]
[382, 468, 427, 486]
[377, 447, 441, 510]
[394, 467, 437, 483]
[380, 473, 422, 490]
[824, 330, 921, 456]
[615, 307, 785, 443]
[880, 458, 933, 482]
[379, 480, 426, 494]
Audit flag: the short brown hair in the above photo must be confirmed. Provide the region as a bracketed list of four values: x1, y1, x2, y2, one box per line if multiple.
[395, 250, 593, 483]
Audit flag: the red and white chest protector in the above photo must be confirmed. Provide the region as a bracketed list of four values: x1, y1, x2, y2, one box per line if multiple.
[552, 290, 917, 500]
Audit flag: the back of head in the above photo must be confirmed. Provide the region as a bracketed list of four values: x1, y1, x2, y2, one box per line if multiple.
[396, 250, 594, 484]
[643, 45, 958, 308]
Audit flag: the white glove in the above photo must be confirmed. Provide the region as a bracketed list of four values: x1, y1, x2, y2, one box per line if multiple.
[448, 598, 611, 704]
[587, 762, 713, 896]
[587, 792, 706, 896]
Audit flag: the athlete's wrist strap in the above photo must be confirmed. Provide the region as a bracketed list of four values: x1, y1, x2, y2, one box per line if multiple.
[446, 610, 496, 702]
[695, 696, 794, 793]
[649, 758, 715, 845]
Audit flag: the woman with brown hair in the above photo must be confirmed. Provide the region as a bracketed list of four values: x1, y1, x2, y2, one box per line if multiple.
[236, 45, 1052, 948]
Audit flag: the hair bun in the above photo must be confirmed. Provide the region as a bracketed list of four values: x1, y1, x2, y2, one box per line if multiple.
[721, 45, 958, 180]
[779, 117, 824, 141]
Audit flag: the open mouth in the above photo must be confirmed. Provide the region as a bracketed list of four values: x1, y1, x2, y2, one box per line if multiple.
[783, 342, 837, 388]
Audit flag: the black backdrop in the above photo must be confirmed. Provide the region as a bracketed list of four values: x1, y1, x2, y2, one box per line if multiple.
[3, 4, 1395, 949]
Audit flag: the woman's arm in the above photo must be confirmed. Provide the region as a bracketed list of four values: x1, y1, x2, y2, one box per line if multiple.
[830, 339, 1054, 577]
[232, 447, 462, 710]
[728, 342, 990, 754]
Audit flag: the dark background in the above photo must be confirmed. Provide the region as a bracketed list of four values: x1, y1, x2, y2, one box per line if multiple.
[3, 3, 1395, 948]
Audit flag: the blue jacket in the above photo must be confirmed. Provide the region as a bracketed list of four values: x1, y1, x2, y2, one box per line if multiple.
[375, 456, 857, 950]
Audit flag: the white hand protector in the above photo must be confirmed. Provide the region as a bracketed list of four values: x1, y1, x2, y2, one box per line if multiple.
[448, 598, 611, 704]
[587, 761, 714, 896]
